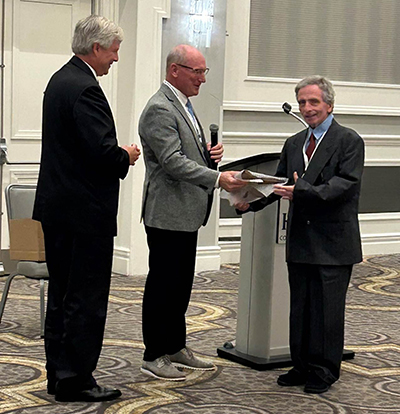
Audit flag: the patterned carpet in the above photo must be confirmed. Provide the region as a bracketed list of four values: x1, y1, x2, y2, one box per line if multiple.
[0, 254, 400, 413]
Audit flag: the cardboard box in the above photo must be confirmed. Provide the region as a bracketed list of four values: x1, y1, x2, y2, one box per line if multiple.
[9, 218, 46, 262]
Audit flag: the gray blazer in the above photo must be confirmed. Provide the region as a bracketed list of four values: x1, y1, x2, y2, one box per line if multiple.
[139, 83, 219, 232]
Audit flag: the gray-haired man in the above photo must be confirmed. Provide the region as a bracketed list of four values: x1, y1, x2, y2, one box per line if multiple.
[34, 15, 140, 402]
[237, 76, 364, 394]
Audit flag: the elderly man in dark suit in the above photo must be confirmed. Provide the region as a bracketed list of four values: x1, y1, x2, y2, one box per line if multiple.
[33, 15, 140, 402]
[237, 76, 364, 394]
[139, 44, 246, 381]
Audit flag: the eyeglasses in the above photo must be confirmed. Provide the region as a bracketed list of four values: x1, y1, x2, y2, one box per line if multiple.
[176, 64, 209, 76]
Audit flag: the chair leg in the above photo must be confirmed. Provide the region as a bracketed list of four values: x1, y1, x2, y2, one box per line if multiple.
[40, 278, 46, 338]
[0, 272, 19, 323]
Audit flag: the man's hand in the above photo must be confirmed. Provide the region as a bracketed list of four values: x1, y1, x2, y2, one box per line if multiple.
[273, 171, 298, 200]
[235, 201, 250, 211]
[219, 171, 247, 192]
[122, 144, 141, 165]
[207, 142, 224, 164]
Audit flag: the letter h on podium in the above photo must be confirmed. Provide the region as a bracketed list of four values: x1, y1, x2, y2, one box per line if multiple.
[276, 199, 289, 244]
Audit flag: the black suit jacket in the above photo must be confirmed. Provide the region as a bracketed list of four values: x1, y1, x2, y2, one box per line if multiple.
[33, 56, 130, 236]
[250, 119, 365, 265]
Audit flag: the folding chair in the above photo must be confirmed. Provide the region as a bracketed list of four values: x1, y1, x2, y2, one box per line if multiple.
[0, 184, 48, 337]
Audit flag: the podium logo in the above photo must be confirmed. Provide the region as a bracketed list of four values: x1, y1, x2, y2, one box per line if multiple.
[281, 213, 288, 230]
[276, 199, 289, 244]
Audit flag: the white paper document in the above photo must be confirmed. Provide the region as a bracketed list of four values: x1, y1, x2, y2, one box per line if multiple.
[221, 169, 288, 205]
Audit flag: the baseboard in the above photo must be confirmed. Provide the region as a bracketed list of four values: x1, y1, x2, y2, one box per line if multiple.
[361, 234, 400, 256]
[195, 245, 221, 272]
[219, 240, 241, 264]
[112, 246, 130, 276]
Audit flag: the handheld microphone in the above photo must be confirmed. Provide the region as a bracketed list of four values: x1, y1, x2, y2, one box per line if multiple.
[282, 102, 308, 128]
[209, 124, 219, 170]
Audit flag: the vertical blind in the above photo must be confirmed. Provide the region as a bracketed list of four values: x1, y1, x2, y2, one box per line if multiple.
[248, 0, 400, 85]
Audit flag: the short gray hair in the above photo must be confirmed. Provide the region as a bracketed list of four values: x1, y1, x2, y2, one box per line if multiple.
[72, 15, 123, 55]
[295, 75, 335, 107]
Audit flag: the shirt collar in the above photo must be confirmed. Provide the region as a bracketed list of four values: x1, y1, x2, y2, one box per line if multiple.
[76, 56, 98, 80]
[163, 80, 189, 107]
[310, 113, 334, 140]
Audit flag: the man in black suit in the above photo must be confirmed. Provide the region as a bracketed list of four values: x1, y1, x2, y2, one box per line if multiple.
[237, 76, 364, 393]
[33, 15, 140, 402]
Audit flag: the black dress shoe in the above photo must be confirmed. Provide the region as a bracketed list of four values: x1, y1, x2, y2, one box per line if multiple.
[277, 369, 307, 386]
[55, 385, 122, 402]
[304, 372, 331, 394]
[47, 373, 56, 395]
[47, 384, 56, 395]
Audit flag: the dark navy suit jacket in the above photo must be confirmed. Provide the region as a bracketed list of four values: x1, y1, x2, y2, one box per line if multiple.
[33, 56, 129, 236]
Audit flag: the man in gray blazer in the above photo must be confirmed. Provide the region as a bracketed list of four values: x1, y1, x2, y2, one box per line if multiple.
[139, 44, 246, 381]
[237, 76, 364, 394]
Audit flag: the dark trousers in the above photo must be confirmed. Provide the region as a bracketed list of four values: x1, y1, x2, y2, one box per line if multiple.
[143, 225, 198, 361]
[42, 224, 114, 390]
[287, 263, 352, 384]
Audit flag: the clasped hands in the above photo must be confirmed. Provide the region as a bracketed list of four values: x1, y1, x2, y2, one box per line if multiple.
[122, 143, 141, 165]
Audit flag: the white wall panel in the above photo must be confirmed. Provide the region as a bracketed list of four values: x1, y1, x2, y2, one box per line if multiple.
[1, 0, 91, 251]
[4, 0, 91, 161]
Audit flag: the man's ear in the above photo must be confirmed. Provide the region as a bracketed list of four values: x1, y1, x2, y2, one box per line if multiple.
[92, 42, 101, 56]
[170, 63, 179, 78]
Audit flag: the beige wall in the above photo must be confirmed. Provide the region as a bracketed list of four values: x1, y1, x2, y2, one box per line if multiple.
[2, 0, 398, 275]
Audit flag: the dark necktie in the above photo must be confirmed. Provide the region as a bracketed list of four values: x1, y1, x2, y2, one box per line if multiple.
[306, 134, 316, 160]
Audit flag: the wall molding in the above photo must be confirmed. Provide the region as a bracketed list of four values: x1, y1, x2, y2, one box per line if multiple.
[362, 233, 400, 256]
[222, 132, 292, 148]
[12, 130, 41, 140]
[8, 167, 40, 183]
[219, 240, 241, 264]
[195, 245, 221, 272]
[364, 160, 400, 167]
[222, 131, 400, 149]
[224, 100, 400, 117]
[112, 246, 131, 276]
[361, 212, 400, 221]
[245, 76, 400, 91]
[218, 213, 400, 264]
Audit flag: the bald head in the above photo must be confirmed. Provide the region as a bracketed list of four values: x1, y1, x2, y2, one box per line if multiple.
[166, 45, 199, 74]
[165, 44, 207, 97]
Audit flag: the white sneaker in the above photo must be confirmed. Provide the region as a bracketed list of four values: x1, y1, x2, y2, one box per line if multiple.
[140, 355, 186, 381]
[169, 347, 216, 371]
